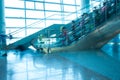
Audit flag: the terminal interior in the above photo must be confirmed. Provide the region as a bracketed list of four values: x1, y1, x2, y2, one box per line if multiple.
[0, 0, 120, 80]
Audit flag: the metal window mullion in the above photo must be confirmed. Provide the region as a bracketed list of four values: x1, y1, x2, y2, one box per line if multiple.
[43, 0, 46, 28]
[60, 0, 64, 24]
[75, 0, 78, 18]
[24, 1, 27, 36]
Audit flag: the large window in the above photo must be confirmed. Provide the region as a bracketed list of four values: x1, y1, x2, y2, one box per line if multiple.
[5, 0, 95, 44]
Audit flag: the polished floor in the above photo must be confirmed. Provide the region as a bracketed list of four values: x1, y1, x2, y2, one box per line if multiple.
[0, 44, 120, 80]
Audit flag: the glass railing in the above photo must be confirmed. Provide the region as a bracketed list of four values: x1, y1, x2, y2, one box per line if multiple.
[30, 0, 120, 52]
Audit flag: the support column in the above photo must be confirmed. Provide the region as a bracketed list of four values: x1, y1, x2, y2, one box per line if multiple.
[0, 0, 6, 48]
[0, 57, 7, 80]
[0, 1, 7, 80]
[80, 0, 90, 13]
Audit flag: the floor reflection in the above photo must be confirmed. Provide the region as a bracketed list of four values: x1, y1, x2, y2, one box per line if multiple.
[1, 38, 120, 80]
[112, 44, 120, 59]
[102, 43, 120, 61]
[6, 49, 111, 80]
[59, 50, 120, 80]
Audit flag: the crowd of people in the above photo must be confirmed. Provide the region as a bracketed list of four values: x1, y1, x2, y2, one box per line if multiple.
[57, 0, 120, 47]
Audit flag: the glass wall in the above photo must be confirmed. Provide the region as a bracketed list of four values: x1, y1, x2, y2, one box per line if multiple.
[5, 0, 82, 43]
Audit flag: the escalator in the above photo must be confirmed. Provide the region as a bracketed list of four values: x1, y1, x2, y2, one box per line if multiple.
[49, 14, 120, 53]
[3, 16, 79, 50]
[29, 13, 120, 53]
[4, 24, 64, 50]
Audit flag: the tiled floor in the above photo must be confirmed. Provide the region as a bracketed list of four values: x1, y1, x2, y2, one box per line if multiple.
[0, 44, 120, 80]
